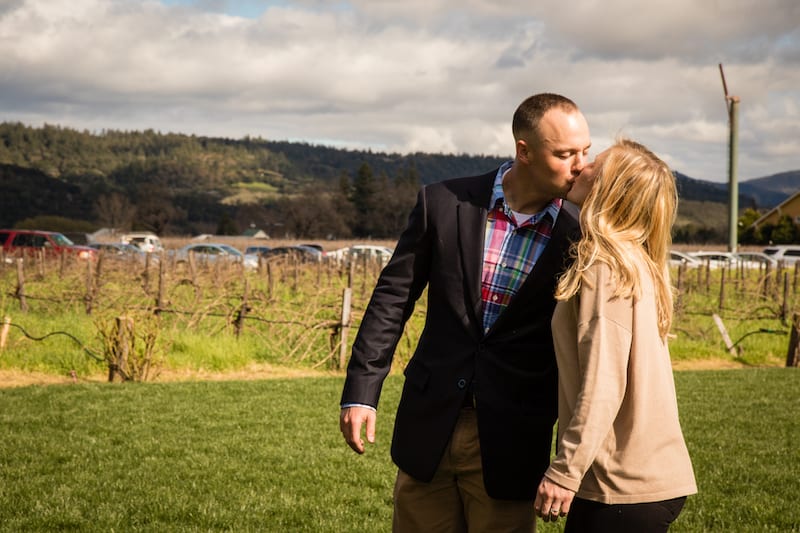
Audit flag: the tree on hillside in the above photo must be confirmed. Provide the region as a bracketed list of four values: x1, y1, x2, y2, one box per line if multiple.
[94, 192, 136, 231]
[737, 208, 763, 244]
[216, 212, 240, 236]
[351, 162, 378, 237]
[765, 215, 799, 244]
[134, 184, 185, 235]
[276, 185, 351, 239]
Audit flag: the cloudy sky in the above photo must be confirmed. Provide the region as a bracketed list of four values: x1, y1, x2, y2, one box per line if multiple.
[1, 0, 798, 183]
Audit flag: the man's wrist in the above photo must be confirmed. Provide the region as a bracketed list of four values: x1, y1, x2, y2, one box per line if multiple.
[341, 402, 376, 412]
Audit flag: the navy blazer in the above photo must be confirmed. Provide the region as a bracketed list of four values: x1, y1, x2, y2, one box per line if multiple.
[341, 169, 581, 500]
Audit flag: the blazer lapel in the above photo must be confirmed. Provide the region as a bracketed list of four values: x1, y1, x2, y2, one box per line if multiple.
[456, 173, 494, 336]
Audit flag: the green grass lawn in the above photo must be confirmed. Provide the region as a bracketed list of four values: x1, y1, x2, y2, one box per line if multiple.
[1, 369, 798, 532]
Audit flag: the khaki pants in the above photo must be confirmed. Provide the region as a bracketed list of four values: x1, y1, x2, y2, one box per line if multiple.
[392, 408, 536, 533]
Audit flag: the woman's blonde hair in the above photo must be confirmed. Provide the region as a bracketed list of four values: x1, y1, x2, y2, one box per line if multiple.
[555, 138, 678, 338]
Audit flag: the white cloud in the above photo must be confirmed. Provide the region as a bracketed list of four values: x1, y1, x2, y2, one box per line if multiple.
[0, 0, 798, 182]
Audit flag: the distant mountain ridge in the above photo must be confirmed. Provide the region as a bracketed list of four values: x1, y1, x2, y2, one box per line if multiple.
[736, 170, 800, 208]
[0, 122, 798, 235]
[265, 138, 800, 210]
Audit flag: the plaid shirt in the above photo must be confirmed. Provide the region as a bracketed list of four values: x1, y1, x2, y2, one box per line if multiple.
[481, 162, 562, 333]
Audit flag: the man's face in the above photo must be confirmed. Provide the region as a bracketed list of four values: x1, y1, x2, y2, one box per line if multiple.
[520, 108, 592, 198]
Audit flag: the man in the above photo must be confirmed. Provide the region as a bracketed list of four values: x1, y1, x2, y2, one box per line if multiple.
[340, 93, 591, 532]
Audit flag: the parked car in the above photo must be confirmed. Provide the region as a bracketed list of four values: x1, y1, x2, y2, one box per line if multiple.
[670, 250, 701, 268]
[734, 251, 778, 269]
[763, 245, 800, 265]
[120, 232, 163, 253]
[299, 243, 325, 254]
[349, 244, 394, 265]
[0, 229, 97, 261]
[88, 242, 149, 264]
[295, 245, 325, 261]
[328, 244, 394, 267]
[172, 243, 255, 269]
[262, 246, 322, 263]
[689, 250, 777, 270]
[689, 251, 738, 269]
[244, 245, 272, 257]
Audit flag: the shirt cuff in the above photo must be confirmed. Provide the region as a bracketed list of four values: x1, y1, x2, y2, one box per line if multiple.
[341, 403, 377, 411]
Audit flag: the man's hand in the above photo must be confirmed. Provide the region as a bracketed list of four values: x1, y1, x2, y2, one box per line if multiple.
[340, 406, 377, 454]
[534, 476, 576, 523]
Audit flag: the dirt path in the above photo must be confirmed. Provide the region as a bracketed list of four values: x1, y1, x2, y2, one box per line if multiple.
[0, 359, 760, 388]
[0, 363, 336, 388]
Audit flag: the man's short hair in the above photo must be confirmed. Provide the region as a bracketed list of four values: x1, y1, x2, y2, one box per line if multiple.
[512, 93, 579, 140]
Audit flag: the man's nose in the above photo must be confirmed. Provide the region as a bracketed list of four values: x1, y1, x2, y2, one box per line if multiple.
[572, 153, 587, 173]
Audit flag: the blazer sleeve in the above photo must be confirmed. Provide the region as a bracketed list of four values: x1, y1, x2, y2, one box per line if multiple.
[340, 186, 433, 408]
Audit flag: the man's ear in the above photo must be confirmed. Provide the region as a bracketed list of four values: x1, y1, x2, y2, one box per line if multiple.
[516, 139, 530, 164]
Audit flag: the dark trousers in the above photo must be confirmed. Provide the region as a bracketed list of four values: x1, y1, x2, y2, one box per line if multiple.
[564, 496, 687, 533]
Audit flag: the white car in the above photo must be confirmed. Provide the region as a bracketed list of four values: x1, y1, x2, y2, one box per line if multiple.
[690, 250, 778, 270]
[329, 244, 395, 267]
[121, 232, 163, 253]
[734, 252, 778, 269]
[173, 243, 256, 270]
[670, 250, 701, 268]
[763, 245, 800, 265]
[689, 251, 738, 269]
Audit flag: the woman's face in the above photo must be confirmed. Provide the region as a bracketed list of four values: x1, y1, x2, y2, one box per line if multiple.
[566, 148, 610, 207]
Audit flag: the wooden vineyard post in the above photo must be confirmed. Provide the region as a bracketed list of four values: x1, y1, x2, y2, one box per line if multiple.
[15, 259, 28, 313]
[718, 266, 727, 311]
[347, 258, 355, 290]
[781, 271, 790, 324]
[156, 256, 166, 313]
[361, 253, 368, 296]
[109, 316, 133, 382]
[84, 253, 100, 315]
[234, 276, 249, 338]
[696, 263, 702, 292]
[36, 249, 45, 278]
[0, 316, 11, 352]
[339, 287, 352, 369]
[786, 312, 800, 368]
[712, 313, 737, 357]
[266, 261, 274, 300]
[142, 253, 151, 294]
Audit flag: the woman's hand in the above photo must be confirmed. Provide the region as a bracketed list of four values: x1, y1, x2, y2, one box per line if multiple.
[534, 476, 576, 523]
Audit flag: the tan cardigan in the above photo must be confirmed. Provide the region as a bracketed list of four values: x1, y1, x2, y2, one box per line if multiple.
[546, 258, 697, 504]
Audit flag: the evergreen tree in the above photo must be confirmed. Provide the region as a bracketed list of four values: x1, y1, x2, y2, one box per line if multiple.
[351, 162, 377, 237]
[216, 212, 240, 235]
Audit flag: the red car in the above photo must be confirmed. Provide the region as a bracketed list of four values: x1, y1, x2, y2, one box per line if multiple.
[0, 229, 97, 260]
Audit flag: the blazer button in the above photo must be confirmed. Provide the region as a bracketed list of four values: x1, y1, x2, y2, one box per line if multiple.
[457, 378, 467, 389]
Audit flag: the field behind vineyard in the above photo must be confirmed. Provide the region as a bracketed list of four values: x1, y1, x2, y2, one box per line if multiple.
[0, 239, 795, 387]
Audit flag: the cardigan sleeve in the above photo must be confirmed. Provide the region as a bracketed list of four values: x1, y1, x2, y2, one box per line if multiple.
[545, 262, 634, 492]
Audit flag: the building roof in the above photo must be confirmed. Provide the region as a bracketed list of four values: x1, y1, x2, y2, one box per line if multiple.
[751, 190, 800, 228]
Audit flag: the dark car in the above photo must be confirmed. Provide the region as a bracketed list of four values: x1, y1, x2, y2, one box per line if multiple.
[88, 242, 148, 263]
[244, 245, 272, 257]
[262, 246, 321, 263]
[0, 229, 97, 261]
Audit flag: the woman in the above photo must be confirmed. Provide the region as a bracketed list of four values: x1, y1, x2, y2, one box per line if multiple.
[534, 139, 697, 532]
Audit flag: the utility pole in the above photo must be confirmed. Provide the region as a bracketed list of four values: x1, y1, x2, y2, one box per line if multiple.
[719, 63, 740, 253]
